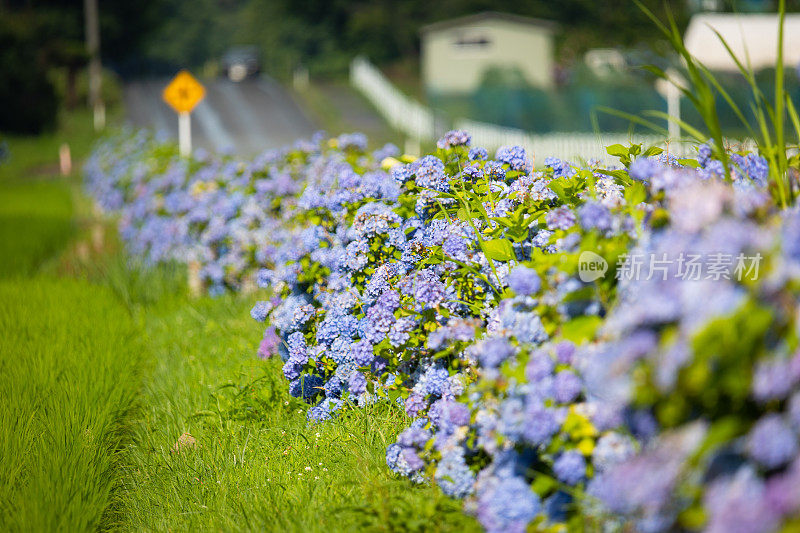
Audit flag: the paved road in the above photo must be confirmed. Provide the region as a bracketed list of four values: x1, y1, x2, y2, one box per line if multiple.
[124, 77, 318, 155]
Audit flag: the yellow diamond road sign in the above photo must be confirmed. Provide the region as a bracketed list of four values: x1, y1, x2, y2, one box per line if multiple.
[162, 70, 206, 114]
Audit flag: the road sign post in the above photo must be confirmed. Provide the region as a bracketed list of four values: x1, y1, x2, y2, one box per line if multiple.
[162, 70, 206, 157]
[178, 111, 191, 157]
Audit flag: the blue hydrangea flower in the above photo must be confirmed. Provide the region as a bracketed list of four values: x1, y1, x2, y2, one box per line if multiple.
[351, 340, 374, 367]
[463, 163, 484, 180]
[469, 146, 488, 161]
[553, 370, 582, 403]
[477, 475, 541, 533]
[506, 265, 541, 296]
[388, 316, 416, 347]
[545, 206, 576, 231]
[578, 201, 613, 233]
[289, 374, 323, 400]
[746, 414, 798, 469]
[544, 157, 575, 178]
[496, 145, 532, 173]
[553, 450, 586, 485]
[348, 371, 367, 395]
[415, 155, 449, 192]
[397, 427, 430, 449]
[475, 337, 515, 369]
[435, 447, 475, 498]
[484, 161, 506, 180]
[522, 400, 560, 446]
[250, 301, 271, 322]
[628, 157, 662, 182]
[437, 130, 471, 149]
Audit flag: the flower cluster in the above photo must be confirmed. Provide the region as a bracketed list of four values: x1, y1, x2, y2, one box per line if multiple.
[85, 130, 393, 293]
[580, 168, 800, 532]
[87, 127, 800, 532]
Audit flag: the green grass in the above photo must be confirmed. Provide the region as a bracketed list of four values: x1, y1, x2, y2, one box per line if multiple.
[112, 292, 479, 532]
[292, 80, 405, 149]
[0, 277, 144, 531]
[0, 108, 146, 530]
[0, 179, 75, 277]
[0, 108, 110, 184]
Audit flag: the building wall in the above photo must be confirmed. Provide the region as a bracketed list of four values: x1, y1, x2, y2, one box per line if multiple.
[421, 19, 553, 94]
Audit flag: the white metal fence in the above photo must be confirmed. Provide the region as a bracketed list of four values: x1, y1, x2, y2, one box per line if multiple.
[350, 57, 701, 161]
[453, 119, 697, 162]
[350, 56, 436, 143]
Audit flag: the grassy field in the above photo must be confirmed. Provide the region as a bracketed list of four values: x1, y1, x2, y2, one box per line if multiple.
[111, 293, 476, 532]
[0, 112, 479, 531]
[0, 108, 108, 183]
[0, 277, 143, 531]
[0, 109, 143, 530]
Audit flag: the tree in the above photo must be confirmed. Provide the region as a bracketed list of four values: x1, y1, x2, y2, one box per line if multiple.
[0, 12, 58, 133]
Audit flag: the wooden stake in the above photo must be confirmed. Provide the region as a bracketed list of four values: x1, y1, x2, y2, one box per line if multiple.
[59, 143, 72, 176]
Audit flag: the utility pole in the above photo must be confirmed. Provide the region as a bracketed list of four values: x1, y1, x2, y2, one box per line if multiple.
[84, 0, 104, 130]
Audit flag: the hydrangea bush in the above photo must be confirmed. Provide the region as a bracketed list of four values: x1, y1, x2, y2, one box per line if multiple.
[87, 128, 800, 532]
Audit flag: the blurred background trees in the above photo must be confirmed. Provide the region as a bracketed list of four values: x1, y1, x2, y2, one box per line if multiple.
[0, 0, 158, 133]
[2, 0, 799, 134]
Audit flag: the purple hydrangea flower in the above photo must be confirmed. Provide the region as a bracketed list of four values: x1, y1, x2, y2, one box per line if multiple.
[752, 355, 799, 402]
[553, 450, 586, 485]
[405, 393, 426, 418]
[506, 265, 541, 295]
[435, 447, 475, 498]
[348, 371, 367, 395]
[554, 341, 575, 364]
[746, 414, 798, 469]
[351, 340, 374, 367]
[578, 201, 613, 233]
[250, 301, 271, 322]
[628, 157, 662, 182]
[257, 327, 280, 359]
[704, 466, 779, 533]
[397, 427, 431, 448]
[477, 475, 541, 533]
[469, 146, 488, 161]
[525, 350, 555, 382]
[437, 129, 471, 149]
[545, 207, 576, 231]
[401, 448, 425, 471]
[496, 145, 532, 173]
[476, 337, 516, 369]
[553, 370, 582, 403]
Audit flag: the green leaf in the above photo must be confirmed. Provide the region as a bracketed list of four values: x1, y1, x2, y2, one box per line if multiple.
[606, 144, 628, 157]
[642, 145, 664, 157]
[560, 315, 603, 343]
[482, 238, 516, 262]
[690, 416, 743, 466]
[530, 473, 558, 497]
[625, 181, 647, 206]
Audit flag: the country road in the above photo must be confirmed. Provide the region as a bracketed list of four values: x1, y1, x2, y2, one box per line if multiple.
[124, 76, 318, 155]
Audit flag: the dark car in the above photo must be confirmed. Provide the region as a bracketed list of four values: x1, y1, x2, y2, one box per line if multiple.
[221, 46, 260, 81]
